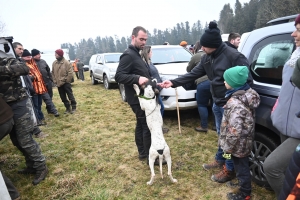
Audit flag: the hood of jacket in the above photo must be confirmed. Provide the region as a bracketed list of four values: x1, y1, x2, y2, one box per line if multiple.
[228, 88, 260, 110]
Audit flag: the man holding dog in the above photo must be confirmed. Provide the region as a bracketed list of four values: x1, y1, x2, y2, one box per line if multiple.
[115, 26, 152, 162]
[159, 21, 253, 183]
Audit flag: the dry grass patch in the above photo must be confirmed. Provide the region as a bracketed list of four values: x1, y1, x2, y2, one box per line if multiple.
[0, 72, 276, 199]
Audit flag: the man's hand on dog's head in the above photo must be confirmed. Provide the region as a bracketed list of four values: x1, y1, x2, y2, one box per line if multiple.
[139, 76, 148, 86]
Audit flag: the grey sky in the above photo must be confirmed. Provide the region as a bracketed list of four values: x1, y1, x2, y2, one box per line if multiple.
[0, 0, 249, 52]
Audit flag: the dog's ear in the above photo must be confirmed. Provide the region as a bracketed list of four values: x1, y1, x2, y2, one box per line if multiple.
[152, 78, 157, 84]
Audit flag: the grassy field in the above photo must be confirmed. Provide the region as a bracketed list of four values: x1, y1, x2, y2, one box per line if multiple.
[0, 72, 276, 200]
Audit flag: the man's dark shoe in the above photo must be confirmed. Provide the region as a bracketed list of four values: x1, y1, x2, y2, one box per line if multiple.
[37, 119, 47, 126]
[195, 126, 208, 133]
[72, 108, 76, 113]
[148, 158, 167, 166]
[32, 167, 48, 185]
[54, 112, 60, 117]
[138, 154, 147, 160]
[18, 167, 36, 174]
[226, 180, 240, 189]
[64, 108, 73, 114]
[211, 165, 235, 183]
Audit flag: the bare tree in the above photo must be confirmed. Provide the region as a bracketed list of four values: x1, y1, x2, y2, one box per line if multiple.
[0, 19, 6, 36]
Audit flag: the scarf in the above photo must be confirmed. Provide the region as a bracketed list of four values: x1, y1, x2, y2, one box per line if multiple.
[286, 47, 300, 68]
[225, 83, 250, 98]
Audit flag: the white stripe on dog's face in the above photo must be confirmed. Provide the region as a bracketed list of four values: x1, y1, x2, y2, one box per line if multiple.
[143, 85, 155, 99]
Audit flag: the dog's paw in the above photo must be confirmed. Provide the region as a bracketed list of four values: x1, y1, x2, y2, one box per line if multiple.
[147, 181, 153, 185]
[172, 179, 178, 183]
[133, 84, 140, 94]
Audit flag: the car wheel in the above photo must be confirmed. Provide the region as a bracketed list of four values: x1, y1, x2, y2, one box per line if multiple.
[119, 83, 127, 102]
[103, 75, 111, 90]
[249, 131, 279, 189]
[91, 73, 97, 85]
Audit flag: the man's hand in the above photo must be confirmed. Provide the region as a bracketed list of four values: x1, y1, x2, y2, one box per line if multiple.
[138, 76, 148, 86]
[157, 80, 173, 88]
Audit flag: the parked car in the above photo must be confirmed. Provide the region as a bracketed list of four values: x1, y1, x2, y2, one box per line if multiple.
[89, 53, 122, 89]
[83, 65, 89, 72]
[118, 45, 196, 110]
[238, 14, 298, 188]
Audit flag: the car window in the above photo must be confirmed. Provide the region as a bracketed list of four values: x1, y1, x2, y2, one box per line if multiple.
[151, 47, 192, 64]
[96, 55, 102, 64]
[249, 34, 294, 85]
[104, 54, 121, 63]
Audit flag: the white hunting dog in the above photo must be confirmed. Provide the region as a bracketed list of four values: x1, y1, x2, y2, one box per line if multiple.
[133, 80, 177, 185]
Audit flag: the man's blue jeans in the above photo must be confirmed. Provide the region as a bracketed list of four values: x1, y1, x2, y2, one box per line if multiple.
[32, 94, 44, 121]
[212, 103, 234, 171]
[196, 80, 211, 128]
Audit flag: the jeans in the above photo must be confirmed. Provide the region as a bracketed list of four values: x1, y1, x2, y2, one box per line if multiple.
[42, 92, 58, 114]
[263, 135, 300, 197]
[32, 94, 44, 121]
[232, 156, 251, 195]
[212, 103, 234, 171]
[57, 83, 77, 109]
[130, 104, 151, 157]
[196, 80, 211, 128]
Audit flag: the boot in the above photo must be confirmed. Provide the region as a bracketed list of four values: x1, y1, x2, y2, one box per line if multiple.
[203, 160, 224, 171]
[32, 166, 48, 185]
[227, 191, 251, 200]
[211, 165, 235, 183]
[64, 108, 73, 114]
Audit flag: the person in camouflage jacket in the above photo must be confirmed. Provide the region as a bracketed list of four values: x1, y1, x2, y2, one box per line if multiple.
[0, 56, 48, 185]
[219, 66, 260, 200]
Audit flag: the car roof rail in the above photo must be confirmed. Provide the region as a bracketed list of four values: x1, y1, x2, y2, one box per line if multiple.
[267, 14, 298, 25]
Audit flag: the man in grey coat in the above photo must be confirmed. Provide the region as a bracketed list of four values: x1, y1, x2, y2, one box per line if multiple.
[76, 59, 85, 81]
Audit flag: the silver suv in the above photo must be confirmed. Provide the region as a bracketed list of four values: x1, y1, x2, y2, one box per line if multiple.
[89, 53, 122, 89]
[238, 14, 298, 188]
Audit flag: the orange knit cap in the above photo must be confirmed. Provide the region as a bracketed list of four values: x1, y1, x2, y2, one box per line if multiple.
[180, 41, 187, 46]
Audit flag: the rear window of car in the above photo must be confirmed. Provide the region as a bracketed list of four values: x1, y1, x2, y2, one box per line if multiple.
[151, 47, 192, 64]
[248, 34, 295, 85]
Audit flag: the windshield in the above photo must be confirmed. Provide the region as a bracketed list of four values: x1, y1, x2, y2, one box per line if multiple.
[104, 54, 122, 63]
[151, 47, 192, 64]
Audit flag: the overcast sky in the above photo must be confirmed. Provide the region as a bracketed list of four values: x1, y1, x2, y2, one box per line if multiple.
[0, 0, 250, 52]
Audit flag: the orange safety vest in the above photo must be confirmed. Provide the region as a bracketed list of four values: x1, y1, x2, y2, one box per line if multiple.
[26, 58, 47, 94]
[73, 61, 78, 72]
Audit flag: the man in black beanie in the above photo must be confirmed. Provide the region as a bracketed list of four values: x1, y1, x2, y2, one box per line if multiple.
[31, 49, 59, 117]
[159, 21, 253, 185]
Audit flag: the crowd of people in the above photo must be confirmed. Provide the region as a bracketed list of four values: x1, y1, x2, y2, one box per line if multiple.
[116, 13, 300, 200]
[0, 43, 78, 199]
[1, 13, 300, 200]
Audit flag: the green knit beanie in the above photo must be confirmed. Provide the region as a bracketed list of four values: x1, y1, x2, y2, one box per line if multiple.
[291, 58, 300, 89]
[223, 66, 249, 88]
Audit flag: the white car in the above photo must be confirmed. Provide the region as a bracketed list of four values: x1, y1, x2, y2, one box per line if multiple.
[118, 45, 196, 111]
[89, 53, 122, 89]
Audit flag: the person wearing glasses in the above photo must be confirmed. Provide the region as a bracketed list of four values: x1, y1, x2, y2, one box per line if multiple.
[263, 14, 300, 198]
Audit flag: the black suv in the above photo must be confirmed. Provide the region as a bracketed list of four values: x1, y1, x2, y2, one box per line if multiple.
[238, 14, 298, 188]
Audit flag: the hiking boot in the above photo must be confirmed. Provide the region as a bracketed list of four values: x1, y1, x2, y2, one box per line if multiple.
[195, 126, 208, 133]
[227, 191, 251, 200]
[162, 127, 169, 134]
[72, 108, 76, 113]
[34, 132, 48, 138]
[226, 179, 240, 189]
[18, 167, 36, 174]
[64, 108, 73, 114]
[211, 165, 235, 183]
[32, 167, 48, 185]
[203, 160, 224, 171]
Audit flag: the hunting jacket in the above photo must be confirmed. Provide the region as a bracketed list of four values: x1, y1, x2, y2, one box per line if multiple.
[0, 57, 30, 103]
[52, 57, 73, 87]
[219, 88, 260, 158]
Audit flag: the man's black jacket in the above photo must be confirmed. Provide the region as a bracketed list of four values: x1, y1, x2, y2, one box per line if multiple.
[171, 43, 253, 107]
[35, 59, 52, 84]
[115, 45, 151, 105]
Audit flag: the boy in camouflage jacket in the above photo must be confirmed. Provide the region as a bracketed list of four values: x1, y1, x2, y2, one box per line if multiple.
[219, 66, 260, 200]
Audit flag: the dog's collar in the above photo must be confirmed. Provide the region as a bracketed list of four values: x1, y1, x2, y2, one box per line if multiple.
[135, 94, 155, 100]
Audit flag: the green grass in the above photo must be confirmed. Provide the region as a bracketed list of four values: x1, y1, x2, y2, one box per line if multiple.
[0, 72, 276, 200]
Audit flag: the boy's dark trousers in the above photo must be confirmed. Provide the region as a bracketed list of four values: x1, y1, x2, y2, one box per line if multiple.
[232, 155, 251, 195]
